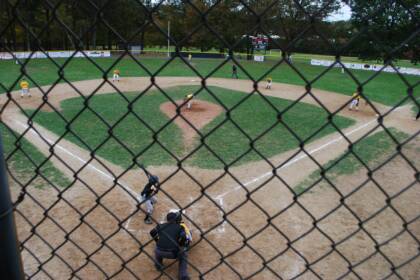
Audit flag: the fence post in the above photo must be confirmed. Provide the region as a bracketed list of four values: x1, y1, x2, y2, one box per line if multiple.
[0, 133, 24, 280]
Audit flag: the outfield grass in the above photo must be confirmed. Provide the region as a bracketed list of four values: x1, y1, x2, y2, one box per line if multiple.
[26, 86, 354, 169]
[142, 47, 420, 68]
[294, 128, 409, 195]
[0, 56, 418, 106]
[0, 124, 71, 189]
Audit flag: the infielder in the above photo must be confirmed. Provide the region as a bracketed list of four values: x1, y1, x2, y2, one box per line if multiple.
[112, 69, 120, 82]
[138, 170, 160, 224]
[20, 79, 31, 98]
[349, 92, 361, 111]
[184, 93, 193, 110]
[266, 77, 272, 89]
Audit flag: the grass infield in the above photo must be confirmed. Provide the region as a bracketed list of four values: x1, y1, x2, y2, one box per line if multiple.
[27, 86, 354, 169]
[0, 56, 418, 106]
[0, 124, 71, 189]
[294, 128, 409, 195]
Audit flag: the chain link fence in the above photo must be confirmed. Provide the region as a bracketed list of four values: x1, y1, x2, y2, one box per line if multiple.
[0, 0, 419, 279]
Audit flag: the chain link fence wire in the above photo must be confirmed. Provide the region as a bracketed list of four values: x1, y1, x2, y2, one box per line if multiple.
[0, 0, 419, 279]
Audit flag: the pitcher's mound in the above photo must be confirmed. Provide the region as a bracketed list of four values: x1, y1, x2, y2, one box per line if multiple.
[160, 100, 223, 147]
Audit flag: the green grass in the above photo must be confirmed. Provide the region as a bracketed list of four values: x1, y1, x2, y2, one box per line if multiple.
[0, 56, 418, 106]
[294, 128, 409, 195]
[141, 47, 419, 68]
[0, 124, 72, 189]
[280, 53, 420, 68]
[26, 86, 354, 169]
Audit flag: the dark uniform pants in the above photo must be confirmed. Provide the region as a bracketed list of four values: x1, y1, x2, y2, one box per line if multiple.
[155, 247, 188, 279]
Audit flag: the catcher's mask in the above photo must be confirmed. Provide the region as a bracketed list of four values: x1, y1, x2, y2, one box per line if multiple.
[168, 209, 184, 223]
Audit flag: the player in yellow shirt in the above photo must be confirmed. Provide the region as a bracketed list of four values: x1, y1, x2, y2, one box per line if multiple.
[112, 69, 120, 82]
[184, 93, 194, 109]
[20, 79, 31, 98]
[349, 92, 361, 111]
[266, 77, 272, 89]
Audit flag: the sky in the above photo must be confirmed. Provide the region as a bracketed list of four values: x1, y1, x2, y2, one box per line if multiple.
[326, 3, 352, 22]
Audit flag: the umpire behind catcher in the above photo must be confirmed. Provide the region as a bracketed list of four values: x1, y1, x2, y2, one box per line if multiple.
[150, 211, 190, 280]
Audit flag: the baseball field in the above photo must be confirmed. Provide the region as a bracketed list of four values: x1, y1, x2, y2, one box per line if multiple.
[1, 55, 419, 279]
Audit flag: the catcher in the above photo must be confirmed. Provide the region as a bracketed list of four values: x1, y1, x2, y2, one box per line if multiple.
[170, 209, 193, 247]
[138, 168, 160, 224]
[184, 93, 194, 110]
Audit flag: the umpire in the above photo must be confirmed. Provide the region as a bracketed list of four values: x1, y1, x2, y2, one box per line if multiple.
[150, 211, 190, 280]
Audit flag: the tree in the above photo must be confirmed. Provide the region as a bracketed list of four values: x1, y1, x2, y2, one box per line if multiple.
[349, 0, 419, 63]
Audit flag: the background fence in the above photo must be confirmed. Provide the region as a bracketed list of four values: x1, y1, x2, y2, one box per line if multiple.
[0, 0, 419, 279]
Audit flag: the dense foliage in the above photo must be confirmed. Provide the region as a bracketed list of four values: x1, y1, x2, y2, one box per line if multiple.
[0, 0, 417, 62]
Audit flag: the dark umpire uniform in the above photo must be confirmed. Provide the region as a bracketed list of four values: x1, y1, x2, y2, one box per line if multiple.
[232, 64, 238, 79]
[150, 212, 190, 280]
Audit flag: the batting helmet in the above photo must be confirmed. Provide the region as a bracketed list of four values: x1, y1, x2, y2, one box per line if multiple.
[149, 175, 159, 185]
[168, 209, 182, 223]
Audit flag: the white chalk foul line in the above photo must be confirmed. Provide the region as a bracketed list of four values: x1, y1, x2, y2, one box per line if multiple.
[216, 198, 226, 233]
[125, 216, 134, 231]
[14, 120, 138, 230]
[15, 121, 137, 196]
[216, 117, 380, 200]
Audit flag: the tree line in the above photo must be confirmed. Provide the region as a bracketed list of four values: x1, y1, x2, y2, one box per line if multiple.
[0, 0, 418, 63]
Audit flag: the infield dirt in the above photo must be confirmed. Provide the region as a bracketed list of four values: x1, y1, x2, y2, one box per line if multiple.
[2, 77, 419, 279]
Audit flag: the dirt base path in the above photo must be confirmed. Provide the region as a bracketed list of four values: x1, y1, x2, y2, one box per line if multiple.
[1, 77, 418, 279]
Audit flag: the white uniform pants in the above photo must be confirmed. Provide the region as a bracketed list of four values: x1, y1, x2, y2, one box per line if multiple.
[141, 195, 157, 214]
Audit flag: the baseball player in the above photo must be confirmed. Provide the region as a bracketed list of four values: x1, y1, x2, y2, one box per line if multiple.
[266, 77, 272, 89]
[170, 209, 192, 247]
[112, 69, 120, 82]
[232, 64, 238, 79]
[349, 92, 361, 111]
[138, 171, 160, 224]
[184, 93, 193, 110]
[150, 211, 191, 280]
[20, 79, 31, 98]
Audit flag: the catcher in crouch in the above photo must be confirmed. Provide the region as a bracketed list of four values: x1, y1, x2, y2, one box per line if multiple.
[138, 171, 160, 224]
[184, 93, 194, 110]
